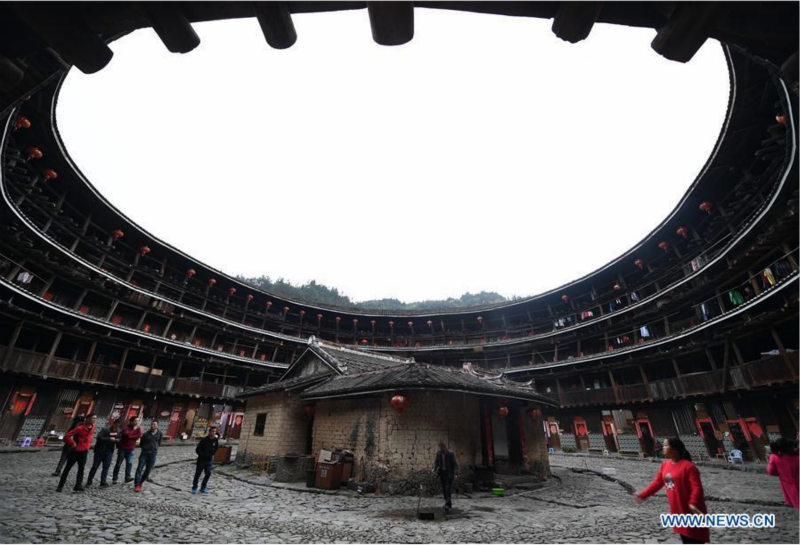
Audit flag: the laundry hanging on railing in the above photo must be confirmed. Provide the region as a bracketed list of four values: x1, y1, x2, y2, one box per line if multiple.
[728, 289, 745, 306]
[640, 325, 651, 338]
[630, 291, 640, 302]
[761, 267, 776, 287]
[15, 271, 33, 284]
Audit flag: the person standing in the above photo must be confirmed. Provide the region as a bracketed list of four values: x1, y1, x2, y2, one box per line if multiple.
[766, 437, 799, 509]
[112, 416, 142, 484]
[133, 420, 163, 492]
[635, 437, 710, 544]
[86, 419, 120, 487]
[191, 425, 219, 495]
[433, 441, 458, 512]
[51, 414, 84, 477]
[57, 414, 96, 493]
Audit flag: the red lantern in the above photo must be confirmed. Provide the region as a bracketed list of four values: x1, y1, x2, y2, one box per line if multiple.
[497, 406, 509, 419]
[42, 169, 58, 182]
[370, 319, 376, 327]
[246, 294, 254, 302]
[25, 146, 43, 161]
[407, 321, 414, 328]
[529, 408, 542, 420]
[427, 320, 433, 327]
[699, 201, 713, 214]
[13, 116, 31, 132]
[335, 316, 341, 323]
[676, 226, 688, 239]
[316, 313, 323, 321]
[390, 394, 408, 413]
[186, 268, 196, 277]
[283, 306, 290, 313]
[111, 229, 124, 241]
[388, 320, 394, 327]
[139, 246, 151, 256]
[266, 301, 272, 310]
[299, 309, 305, 316]
[634, 258, 644, 269]
[776, 115, 787, 125]
[561, 295, 569, 303]
[613, 284, 621, 291]
[208, 278, 217, 286]
[360, 339, 369, 345]
[229, 287, 237, 296]
[303, 404, 315, 418]
[353, 318, 358, 325]
[658, 241, 669, 252]
[477, 316, 483, 323]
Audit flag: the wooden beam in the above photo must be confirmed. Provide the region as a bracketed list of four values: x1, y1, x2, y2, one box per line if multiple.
[367, 1, 414, 46]
[143, 3, 200, 53]
[552, 2, 602, 44]
[255, 2, 297, 49]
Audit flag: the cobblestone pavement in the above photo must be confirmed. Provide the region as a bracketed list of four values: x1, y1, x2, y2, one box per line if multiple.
[0, 448, 796, 543]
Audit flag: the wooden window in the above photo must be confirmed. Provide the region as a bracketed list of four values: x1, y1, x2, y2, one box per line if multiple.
[253, 413, 267, 436]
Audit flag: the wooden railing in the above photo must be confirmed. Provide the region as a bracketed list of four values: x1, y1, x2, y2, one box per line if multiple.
[562, 387, 615, 406]
[617, 383, 649, 402]
[682, 370, 722, 395]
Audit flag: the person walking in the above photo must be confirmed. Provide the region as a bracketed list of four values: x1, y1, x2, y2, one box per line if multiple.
[112, 416, 142, 484]
[191, 425, 219, 495]
[86, 419, 120, 487]
[134, 420, 163, 492]
[766, 437, 799, 509]
[635, 437, 710, 544]
[57, 414, 96, 493]
[433, 441, 458, 512]
[51, 414, 84, 477]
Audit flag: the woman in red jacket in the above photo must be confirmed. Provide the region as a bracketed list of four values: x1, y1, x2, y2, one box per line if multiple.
[635, 437, 710, 544]
[57, 414, 96, 493]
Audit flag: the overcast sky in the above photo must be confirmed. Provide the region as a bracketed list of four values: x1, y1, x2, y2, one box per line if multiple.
[57, 9, 729, 303]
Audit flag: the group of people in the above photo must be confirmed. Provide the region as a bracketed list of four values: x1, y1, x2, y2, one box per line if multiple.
[53, 414, 220, 495]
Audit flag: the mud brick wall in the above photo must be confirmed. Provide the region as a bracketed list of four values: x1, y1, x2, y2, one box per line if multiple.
[238, 392, 308, 460]
[521, 409, 550, 479]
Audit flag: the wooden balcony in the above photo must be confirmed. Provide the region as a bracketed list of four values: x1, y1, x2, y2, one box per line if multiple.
[648, 378, 682, 400]
[738, 354, 797, 387]
[682, 370, 723, 395]
[561, 387, 616, 406]
[617, 383, 649, 402]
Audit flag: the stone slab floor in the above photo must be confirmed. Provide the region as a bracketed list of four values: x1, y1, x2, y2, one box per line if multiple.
[0, 447, 796, 543]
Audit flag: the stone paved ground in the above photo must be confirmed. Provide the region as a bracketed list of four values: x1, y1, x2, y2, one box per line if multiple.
[0, 448, 796, 543]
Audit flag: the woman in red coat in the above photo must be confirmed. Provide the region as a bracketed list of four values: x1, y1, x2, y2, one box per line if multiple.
[766, 437, 799, 509]
[635, 437, 710, 544]
[57, 414, 96, 493]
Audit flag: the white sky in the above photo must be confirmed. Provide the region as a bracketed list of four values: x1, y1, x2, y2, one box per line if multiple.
[57, 9, 729, 304]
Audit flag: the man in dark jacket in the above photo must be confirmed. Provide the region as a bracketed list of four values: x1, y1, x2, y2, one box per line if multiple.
[52, 414, 84, 476]
[112, 416, 142, 484]
[133, 420, 163, 492]
[433, 441, 458, 512]
[86, 419, 120, 487]
[191, 425, 219, 495]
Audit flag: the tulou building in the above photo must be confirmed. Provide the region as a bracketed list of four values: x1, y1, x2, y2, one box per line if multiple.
[0, 2, 797, 486]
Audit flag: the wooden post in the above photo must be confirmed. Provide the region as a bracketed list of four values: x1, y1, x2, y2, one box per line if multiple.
[555, 378, 564, 408]
[720, 339, 730, 392]
[1, 321, 24, 369]
[671, 359, 686, 396]
[771, 328, 798, 379]
[608, 369, 620, 404]
[115, 348, 130, 386]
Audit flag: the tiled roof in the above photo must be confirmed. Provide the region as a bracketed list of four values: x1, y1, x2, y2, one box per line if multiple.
[310, 341, 413, 375]
[299, 362, 557, 405]
[238, 372, 332, 398]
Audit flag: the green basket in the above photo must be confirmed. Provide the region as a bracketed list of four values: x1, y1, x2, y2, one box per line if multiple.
[491, 488, 505, 496]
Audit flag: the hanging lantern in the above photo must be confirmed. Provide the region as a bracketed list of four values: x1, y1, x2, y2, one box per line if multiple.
[111, 229, 124, 241]
[497, 406, 509, 419]
[299, 309, 305, 316]
[229, 287, 237, 296]
[303, 404, 315, 418]
[353, 318, 358, 325]
[676, 226, 689, 239]
[477, 316, 483, 323]
[658, 241, 669, 252]
[407, 321, 414, 328]
[25, 146, 43, 161]
[634, 258, 644, 269]
[208, 278, 217, 286]
[561, 295, 569, 303]
[388, 320, 394, 327]
[42, 169, 58, 182]
[186, 268, 196, 278]
[360, 338, 369, 345]
[613, 284, 621, 291]
[316, 313, 323, 322]
[529, 408, 542, 421]
[139, 246, 151, 256]
[776, 115, 787, 125]
[283, 306, 290, 314]
[390, 394, 408, 413]
[335, 316, 341, 323]
[370, 319, 376, 327]
[13, 116, 31, 132]
[246, 294, 254, 302]
[266, 301, 272, 310]
[427, 320, 433, 327]
[699, 201, 713, 214]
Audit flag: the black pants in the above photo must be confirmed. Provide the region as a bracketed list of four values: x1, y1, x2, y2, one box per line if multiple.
[193, 461, 213, 490]
[680, 536, 706, 544]
[87, 450, 113, 485]
[440, 473, 454, 508]
[54, 447, 70, 474]
[58, 450, 87, 490]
